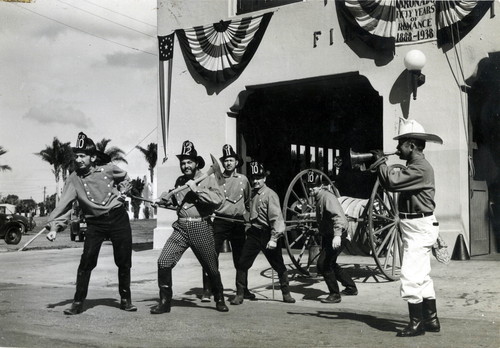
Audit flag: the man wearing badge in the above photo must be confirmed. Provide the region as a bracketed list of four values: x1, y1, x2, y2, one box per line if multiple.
[201, 144, 255, 303]
[151, 140, 229, 314]
[45, 132, 136, 315]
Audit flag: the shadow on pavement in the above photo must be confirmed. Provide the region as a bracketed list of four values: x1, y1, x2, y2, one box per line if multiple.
[47, 298, 120, 313]
[287, 310, 406, 333]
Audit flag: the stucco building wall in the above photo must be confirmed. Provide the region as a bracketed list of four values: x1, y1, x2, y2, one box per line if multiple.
[154, 0, 500, 250]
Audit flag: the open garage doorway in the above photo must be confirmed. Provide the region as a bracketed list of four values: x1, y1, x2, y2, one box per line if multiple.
[232, 72, 383, 201]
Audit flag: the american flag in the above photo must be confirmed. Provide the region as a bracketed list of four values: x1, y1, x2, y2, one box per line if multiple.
[158, 33, 175, 162]
[158, 34, 174, 61]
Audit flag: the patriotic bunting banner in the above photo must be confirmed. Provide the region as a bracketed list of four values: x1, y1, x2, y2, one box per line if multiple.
[158, 33, 175, 163]
[175, 12, 273, 85]
[337, 0, 492, 50]
[436, 0, 493, 47]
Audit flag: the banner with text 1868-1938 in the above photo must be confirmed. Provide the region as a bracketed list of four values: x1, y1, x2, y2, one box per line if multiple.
[395, 0, 437, 46]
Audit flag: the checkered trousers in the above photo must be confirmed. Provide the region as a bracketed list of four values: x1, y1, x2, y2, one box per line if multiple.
[157, 220, 220, 277]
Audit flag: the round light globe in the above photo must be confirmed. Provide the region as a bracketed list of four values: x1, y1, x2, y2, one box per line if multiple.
[404, 50, 426, 71]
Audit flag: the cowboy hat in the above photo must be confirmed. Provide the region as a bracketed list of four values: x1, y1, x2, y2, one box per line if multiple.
[393, 119, 443, 144]
[176, 140, 205, 169]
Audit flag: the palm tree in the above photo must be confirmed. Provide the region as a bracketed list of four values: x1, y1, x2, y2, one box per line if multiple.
[95, 138, 128, 165]
[136, 143, 157, 183]
[36, 137, 73, 201]
[0, 146, 12, 171]
[130, 177, 145, 220]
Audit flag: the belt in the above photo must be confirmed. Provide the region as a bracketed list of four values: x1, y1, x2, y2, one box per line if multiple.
[178, 216, 209, 222]
[398, 212, 433, 219]
[88, 206, 123, 220]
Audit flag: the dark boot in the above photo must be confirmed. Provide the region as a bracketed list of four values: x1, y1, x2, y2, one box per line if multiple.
[279, 271, 296, 303]
[64, 301, 84, 315]
[64, 269, 91, 315]
[322, 272, 341, 303]
[118, 268, 137, 311]
[74, 269, 91, 303]
[150, 268, 172, 314]
[230, 270, 246, 305]
[423, 298, 440, 332]
[210, 273, 229, 312]
[120, 298, 137, 312]
[321, 293, 341, 303]
[214, 293, 229, 312]
[397, 302, 425, 337]
[340, 286, 358, 296]
[333, 263, 356, 293]
[201, 271, 212, 302]
[244, 289, 256, 300]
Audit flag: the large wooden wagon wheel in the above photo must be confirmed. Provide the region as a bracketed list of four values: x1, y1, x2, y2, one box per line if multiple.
[283, 166, 404, 281]
[367, 164, 404, 281]
[282, 169, 337, 276]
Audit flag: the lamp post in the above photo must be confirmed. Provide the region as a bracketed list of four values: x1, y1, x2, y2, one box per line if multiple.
[404, 49, 426, 100]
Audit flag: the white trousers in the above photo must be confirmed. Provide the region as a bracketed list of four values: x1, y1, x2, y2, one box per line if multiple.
[399, 215, 439, 304]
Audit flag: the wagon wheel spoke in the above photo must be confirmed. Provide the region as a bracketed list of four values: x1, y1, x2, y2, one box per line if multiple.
[372, 213, 395, 224]
[374, 223, 397, 258]
[372, 221, 396, 238]
[283, 169, 334, 276]
[374, 192, 395, 218]
[288, 229, 307, 249]
[367, 165, 405, 281]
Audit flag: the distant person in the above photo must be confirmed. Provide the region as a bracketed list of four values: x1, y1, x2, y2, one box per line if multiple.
[306, 170, 357, 304]
[200, 144, 255, 303]
[151, 140, 229, 314]
[372, 119, 443, 337]
[46, 132, 136, 315]
[231, 161, 295, 305]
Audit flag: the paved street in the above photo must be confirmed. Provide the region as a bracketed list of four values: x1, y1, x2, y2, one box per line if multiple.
[0, 233, 499, 348]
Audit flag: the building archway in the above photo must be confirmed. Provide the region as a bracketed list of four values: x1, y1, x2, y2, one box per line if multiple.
[232, 72, 383, 201]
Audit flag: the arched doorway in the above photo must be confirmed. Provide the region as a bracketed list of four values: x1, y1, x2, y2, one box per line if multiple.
[232, 72, 383, 201]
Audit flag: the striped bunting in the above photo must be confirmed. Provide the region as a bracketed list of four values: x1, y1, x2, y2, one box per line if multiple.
[175, 12, 273, 85]
[436, 0, 493, 47]
[337, 0, 492, 51]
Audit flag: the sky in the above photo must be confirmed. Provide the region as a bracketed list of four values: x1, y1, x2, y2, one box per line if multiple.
[0, 0, 159, 203]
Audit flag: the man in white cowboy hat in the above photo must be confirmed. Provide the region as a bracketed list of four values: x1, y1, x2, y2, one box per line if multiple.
[45, 132, 137, 315]
[306, 170, 358, 304]
[231, 161, 295, 305]
[372, 119, 443, 337]
[151, 140, 229, 314]
[200, 144, 255, 303]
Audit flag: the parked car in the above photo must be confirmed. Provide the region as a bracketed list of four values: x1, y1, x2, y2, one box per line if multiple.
[0, 212, 25, 245]
[0, 204, 36, 233]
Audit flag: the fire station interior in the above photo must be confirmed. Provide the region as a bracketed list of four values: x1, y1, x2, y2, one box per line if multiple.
[234, 73, 383, 201]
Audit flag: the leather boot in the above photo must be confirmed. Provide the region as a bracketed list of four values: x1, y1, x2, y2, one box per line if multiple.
[279, 271, 296, 303]
[64, 301, 84, 315]
[423, 298, 440, 332]
[74, 269, 91, 303]
[150, 268, 172, 314]
[230, 270, 246, 305]
[118, 268, 137, 311]
[322, 272, 341, 303]
[120, 298, 137, 312]
[397, 302, 425, 337]
[201, 271, 212, 302]
[211, 273, 229, 312]
[244, 289, 256, 300]
[214, 292, 229, 312]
